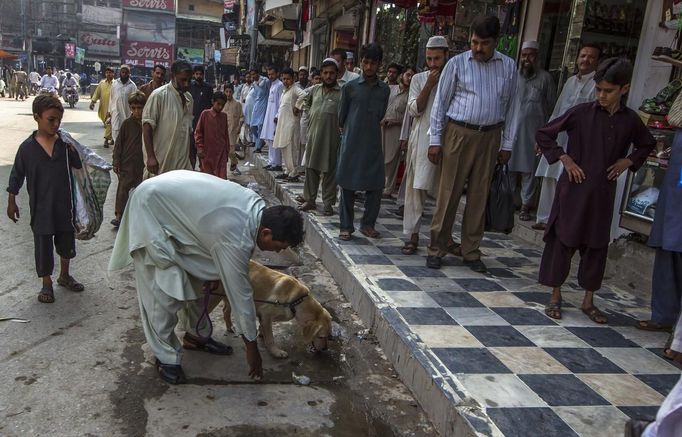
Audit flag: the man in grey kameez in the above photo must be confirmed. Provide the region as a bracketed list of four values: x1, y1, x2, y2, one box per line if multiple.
[337, 44, 390, 240]
[507, 41, 556, 220]
[297, 58, 342, 216]
[109, 171, 304, 384]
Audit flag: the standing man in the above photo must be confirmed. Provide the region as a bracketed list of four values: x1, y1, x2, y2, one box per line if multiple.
[189, 65, 214, 169]
[109, 171, 304, 384]
[401, 36, 448, 255]
[345, 52, 362, 75]
[108, 65, 138, 143]
[507, 41, 556, 221]
[13, 67, 28, 101]
[383, 66, 414, 197]
[295, 66, 309, 90]
[142, 60, 194, 179]
[272, 68, 305, 181]
[222, 83, 244, 175]
[337, 44, 390, 240]
[90, 67, 115, 147]
[261, 65, 284, 172]
[533, 44, 600, 230]
[297, 59, 342, 215]
[139, 64, 167, 98]
[331, 48, 360, 85]
[426, 16, 517, 273]
[250, 68, 271, 153]
[385, 63, 402, 86]
[240, 73, 255, 147]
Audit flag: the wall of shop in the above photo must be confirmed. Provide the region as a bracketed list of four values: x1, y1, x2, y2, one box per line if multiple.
[522, 0, 544, 43]
[177, 0, 224, 18]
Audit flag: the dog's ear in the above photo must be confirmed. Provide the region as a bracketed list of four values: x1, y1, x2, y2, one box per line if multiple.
[302, 320, 322, 343]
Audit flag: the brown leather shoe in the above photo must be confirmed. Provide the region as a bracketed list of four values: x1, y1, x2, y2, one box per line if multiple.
[298, 202, 316, 212]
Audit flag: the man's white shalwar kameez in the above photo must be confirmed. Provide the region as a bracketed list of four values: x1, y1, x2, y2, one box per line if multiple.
[534, 71, 595, 224]
[273, 85, 305, 176]
[261, 79, 283, 166]
[109, 171, 262, 365]
[403, 71, 438, 236]
[108, 78, 138, 142]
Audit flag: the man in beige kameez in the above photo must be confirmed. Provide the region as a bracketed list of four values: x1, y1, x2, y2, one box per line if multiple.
[142, 60, 194, 179]
[382, 68, 413, 197]
[222, 83, 243, 175]
[273, 68, 305, 181]
[89, 67, 115, 146]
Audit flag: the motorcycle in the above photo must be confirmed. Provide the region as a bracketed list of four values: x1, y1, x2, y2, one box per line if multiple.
[63, 86, 79, 108]
[39, 87, 58, 98]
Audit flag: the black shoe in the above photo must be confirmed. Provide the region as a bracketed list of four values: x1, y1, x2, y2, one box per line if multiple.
[269, 165, 283, 172]
[110, 218, 120, 227]
[426, 255, 442, 269]
[183, 334, 234, 355]
[263, 164, 273, 170]
[286, 175, 300, 183]
[275, 173, 289, 180]
[464, 259, 487, 273]
[155, 359, 187, 384]
[254, 148, 262, 154]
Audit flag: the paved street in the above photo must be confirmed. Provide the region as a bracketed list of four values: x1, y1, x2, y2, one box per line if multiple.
[0, 96, 435, 437]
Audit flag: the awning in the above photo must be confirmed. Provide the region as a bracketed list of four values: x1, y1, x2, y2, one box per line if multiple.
[0, 49, 19, 59]
[258, 32, 293, 47]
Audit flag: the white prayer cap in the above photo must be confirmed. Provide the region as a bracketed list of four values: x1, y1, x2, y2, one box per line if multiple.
[299, 65, 308, 71]
[322, 57, 340, 68]
[120, 64, 131, 71]
[522, 41, 539, 50]
[346, 52, 354, 60]
[426, 36, 449, 49]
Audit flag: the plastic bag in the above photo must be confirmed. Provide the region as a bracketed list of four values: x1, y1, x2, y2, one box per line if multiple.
[61, 129, 112, 240]
[485, 164, 515, 234]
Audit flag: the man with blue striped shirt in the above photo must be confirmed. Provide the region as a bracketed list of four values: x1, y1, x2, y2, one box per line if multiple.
[426, 16, 517, 273]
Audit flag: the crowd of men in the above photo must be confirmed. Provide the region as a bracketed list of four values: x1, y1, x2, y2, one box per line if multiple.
[1, 65, 94, 100]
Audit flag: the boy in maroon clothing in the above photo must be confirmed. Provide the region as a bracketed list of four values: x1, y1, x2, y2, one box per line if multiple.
[111, 90, 146, 227]
[195, 92, 230, 179]
[536, 58, 656, 324]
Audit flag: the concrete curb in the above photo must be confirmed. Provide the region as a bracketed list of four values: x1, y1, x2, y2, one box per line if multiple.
[252, 163, 498, 437]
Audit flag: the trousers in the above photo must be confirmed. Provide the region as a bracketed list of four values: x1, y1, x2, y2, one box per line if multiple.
[304, 167, 337, 208]
[339, 189, 382, 232]
[267, 141, 282, 166]
[513, 171, 537, 206]
[402, 156, 427, 236]
[536, 177, 557, 224]
[650, 248, 682, 325]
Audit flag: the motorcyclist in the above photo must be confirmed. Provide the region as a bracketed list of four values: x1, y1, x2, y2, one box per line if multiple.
[62, 72, 80, 99]
[39, 67, 59, 96]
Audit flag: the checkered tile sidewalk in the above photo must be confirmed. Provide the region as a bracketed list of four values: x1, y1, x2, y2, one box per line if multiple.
[258, 166, 681, 436]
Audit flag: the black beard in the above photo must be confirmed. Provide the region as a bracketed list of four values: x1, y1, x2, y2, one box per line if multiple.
[120, 76, 129, 83]
[521, 64, 535, 78]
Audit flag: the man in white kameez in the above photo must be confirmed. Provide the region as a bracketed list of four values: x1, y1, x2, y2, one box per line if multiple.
[533, 44, 600, 230]
[261, 66, 284, 171]
[142, 60, 194, 179]
[507, 41, 556, 221]
[273, 68, 305, 181]
[107, 65, 138, 142]
[400, 37, 449, 255]
[109, 170, 305, 384]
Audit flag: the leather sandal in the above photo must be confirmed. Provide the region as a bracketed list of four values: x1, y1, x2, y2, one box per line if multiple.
[38, 286, 55, 303]
[57, 275, 84, 292]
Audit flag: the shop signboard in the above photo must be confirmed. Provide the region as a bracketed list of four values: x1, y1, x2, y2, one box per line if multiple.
[122, 0, 175, 13]
[176, 47, 205, 65]
[122, 40, 173, 67]
[75, 47, 85, 64]
[64, 43, 76, 59]
[82, 5, 122, 25]
[124, 10, 176, 44]
[78, 31, 119, 57]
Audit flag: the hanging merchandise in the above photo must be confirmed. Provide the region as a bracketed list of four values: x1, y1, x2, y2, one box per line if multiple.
[497, 0, 521, 58]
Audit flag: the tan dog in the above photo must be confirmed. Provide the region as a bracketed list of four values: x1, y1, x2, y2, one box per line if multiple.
[210, 260, 332, 358]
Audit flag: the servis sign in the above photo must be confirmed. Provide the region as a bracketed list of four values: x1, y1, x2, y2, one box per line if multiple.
[122, 0, 175, 12]
[123, 41, 173, 66]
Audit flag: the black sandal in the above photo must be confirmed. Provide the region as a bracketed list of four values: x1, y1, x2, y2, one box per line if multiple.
[401, 241, 418, 255]
[582, 306, 608, 324]
[38, 286, 55, 303]
[544, 301, 562, 319]
[57, 275, 84, 292]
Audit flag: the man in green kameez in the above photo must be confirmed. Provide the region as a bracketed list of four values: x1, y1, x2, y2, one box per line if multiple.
[297, 58, 342, 216]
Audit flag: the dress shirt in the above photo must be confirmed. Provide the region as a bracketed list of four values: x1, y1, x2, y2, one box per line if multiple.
[39, 74, 59, 90]
[429, 50, 517, 150]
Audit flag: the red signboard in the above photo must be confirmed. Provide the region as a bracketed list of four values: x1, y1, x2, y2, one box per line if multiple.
[122, 0, 175, 12]
[122, 41, 173, 67]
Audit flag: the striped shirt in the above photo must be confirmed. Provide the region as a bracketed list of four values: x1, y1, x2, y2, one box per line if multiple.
[429, 50, 517, 150]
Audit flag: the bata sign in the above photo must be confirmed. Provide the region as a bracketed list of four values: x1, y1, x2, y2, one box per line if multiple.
[123, 41, 173, 66]
[122, 0, 175, 12]
[78, 31, 119, 57]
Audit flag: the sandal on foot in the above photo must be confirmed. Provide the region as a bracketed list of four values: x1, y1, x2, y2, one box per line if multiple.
[57, 275, 84, 292]
[519, 206, 532, 221]
[401, 241, 418, 255]
[339, 230, 352, 241]
[544, 301, 562, 319]
[582, 306, 608, 324]
[38, 286, 55, 303]
[636, 320, 673, 332]
[360, 227, 381, 239]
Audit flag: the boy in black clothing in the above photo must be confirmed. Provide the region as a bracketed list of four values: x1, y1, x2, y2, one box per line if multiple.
[7, 95, 84, 303]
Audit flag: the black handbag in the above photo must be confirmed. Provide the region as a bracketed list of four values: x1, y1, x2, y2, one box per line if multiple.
[485, 164, 515, 234]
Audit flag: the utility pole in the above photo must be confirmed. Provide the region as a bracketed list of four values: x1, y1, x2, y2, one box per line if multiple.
[20, 0, 28, 69]
[249, 0, 260, 70]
